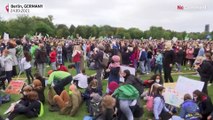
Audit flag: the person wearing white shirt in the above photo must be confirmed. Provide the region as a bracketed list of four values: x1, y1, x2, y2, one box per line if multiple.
[21, 51, 33, 84]
[2, 49, 13, 83]
[73, 69, 88, 89]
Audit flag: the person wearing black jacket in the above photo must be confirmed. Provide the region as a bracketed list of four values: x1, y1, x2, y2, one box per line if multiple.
[5, 91, 41, 120]
[121, 47, 131, 65]
[194, 56, 213, 95]
[163, 42, 175, 83]
[93, 44, 104, 90]
[193, 90, 213, 120]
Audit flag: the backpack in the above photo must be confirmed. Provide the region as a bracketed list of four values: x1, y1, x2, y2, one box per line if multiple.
[146, 96, 154, 111]
[113, 84, 139, 100]
[99, 52, 109, 68]
[89, 100, 102, 117]
[146, 84, 155, 111]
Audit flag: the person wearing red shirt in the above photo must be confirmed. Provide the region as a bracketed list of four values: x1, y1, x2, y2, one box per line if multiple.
[49, 47, 57, 70]
[57, 64, 68, 72]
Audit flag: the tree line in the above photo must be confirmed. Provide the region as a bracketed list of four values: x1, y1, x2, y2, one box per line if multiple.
[0, 15, 212, 40]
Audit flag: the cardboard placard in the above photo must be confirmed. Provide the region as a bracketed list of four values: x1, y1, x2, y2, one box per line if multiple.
[5, 80, 25, 94]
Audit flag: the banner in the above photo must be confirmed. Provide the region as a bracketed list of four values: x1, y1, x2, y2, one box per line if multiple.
[5, 80, 25, 94]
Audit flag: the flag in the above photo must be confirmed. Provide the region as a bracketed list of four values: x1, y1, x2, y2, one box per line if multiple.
[46, 34, 49, 38]
[3, 32, 9, 44]
[70, 35, 74, 39]
[184, 34, 189, 41]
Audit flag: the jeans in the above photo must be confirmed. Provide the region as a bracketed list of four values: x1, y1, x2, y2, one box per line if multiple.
[38, 63, 46, 77]
[51, 62, 57, 70]
[119, 100, 134, 120]
[96, 68, 103, 90]
[146, 59, 151, 73]
[25, 67, 34, 84]
[175, 63, 181, 72]
[134, 59, 138, 69]
[17, 57, 24, 73]
[155, 64, 162, 75]
[75, 62, 80, 74]
[163, 66, 173, 83]
[6, 71, 12, 83]
[139, 61, 146, 73]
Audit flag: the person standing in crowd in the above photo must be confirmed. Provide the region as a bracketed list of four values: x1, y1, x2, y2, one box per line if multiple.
[163, 41, 175, 83]
[2, 49, 13, 83]
[179, 94, 200, 120]
[155, 50, 163, 75]
[56, 43, 63, 65]
[153, 86, 172, 120]
[7, 41, 18, 77]
[175, 47, 184, 72]
[193, 90, 213, 120]
[66, 42, 73, 62]
[72, 45, 82, 74]
[15, 40, 24, 74]
[194, 56, 212, 95]
[186, 46, 194, 70]
[93, 44, 105, 90]
[197, 44, 205, 57]
[146, 48, 153, 74]
[21, 51, 34, 84]
[35, 44, 47, 77]
[139, 46, 148, 74]
[49, 47, 57, 70]
[107, 55, 120, 87]
[30, 42, 39, 68]
[121, 46, 131, 65]
[130, 45, 140, 69]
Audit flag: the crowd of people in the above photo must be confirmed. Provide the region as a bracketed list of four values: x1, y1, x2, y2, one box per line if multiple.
[0, 38, 213, 120]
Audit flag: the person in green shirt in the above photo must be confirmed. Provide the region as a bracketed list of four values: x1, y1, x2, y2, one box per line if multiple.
[30, 42, 39, 68]
[47, 71, 73, 95]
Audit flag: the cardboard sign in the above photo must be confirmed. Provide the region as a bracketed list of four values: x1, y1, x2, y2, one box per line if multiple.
[5, 80, 25, 94]
[175, 76, 204, 97]
[164, 87, 183, 107]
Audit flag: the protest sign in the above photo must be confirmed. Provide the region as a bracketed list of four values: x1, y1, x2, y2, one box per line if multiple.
[119, 65, 135, 82]
[5, 80, 25, 94]
[175, 76, 204, 96]
[3, 32, 9, 44]
[164, 76, 204, 107]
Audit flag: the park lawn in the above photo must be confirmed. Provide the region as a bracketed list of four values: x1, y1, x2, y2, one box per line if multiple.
[0, 66, 213, 120]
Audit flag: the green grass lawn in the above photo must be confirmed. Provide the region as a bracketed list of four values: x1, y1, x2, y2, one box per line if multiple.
[0, 64, 213, 120]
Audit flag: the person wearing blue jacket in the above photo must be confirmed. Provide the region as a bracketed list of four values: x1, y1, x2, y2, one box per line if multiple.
[179, 94, 201, 120]
[153, 86, 172, 120]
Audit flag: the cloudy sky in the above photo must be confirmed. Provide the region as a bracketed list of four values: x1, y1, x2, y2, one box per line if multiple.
[0, 0, 212, 32]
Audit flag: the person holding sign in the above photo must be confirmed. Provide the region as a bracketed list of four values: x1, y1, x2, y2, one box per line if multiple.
[194, 56, 213, 95]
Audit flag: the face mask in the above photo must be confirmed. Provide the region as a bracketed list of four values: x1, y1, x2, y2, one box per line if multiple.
[23, 91, 27, 96]
[193, 97, 198, 101]
[156, 79, 160, 83]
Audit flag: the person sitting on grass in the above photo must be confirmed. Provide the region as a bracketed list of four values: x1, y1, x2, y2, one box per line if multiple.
[32, 79, 45, 104]
[53, 84, 82, 116]
[193, 90, 213, 120]
[179, 94, 201, 120]
[5, 91, 41, 120]
[73, 69, 88, 89]
[83, 79, 102, 113]
[34, 72, 46, 88]
[57, 64, 68, 72]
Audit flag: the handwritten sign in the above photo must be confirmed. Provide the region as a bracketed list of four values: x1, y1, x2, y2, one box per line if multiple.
[175, 76, 204, 97]
[5, 80, 25, 94]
